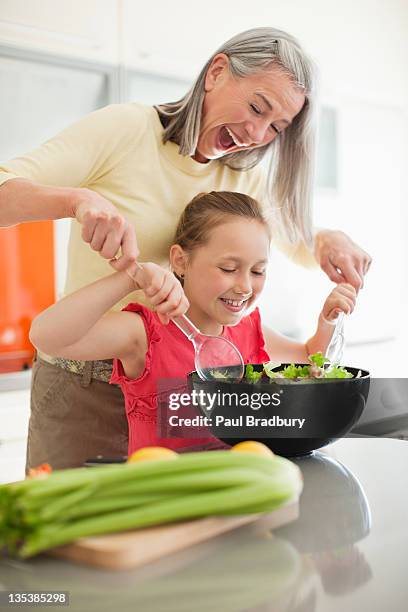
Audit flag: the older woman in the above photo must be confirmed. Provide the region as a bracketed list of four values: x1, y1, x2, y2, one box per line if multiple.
[0, 27, 371, 469]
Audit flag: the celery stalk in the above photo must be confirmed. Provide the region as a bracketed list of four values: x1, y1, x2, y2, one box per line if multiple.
[0, 451, 302, 559]
[20, 481, 285, 557]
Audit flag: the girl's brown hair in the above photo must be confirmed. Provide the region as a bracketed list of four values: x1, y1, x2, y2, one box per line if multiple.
[174, 191, 270, 256]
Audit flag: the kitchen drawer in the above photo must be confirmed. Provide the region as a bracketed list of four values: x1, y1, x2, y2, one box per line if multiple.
[0, 370, 31, 392]
[0, 457, 26, 484]
[0, 439, 27, 483]
[0, 390, 30, 442]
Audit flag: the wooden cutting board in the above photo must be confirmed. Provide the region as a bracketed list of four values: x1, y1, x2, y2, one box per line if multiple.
[48, 498, 299, 570]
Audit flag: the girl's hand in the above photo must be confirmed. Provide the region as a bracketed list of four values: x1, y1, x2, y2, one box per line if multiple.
[127, 262, 189, 325]
[321, 283, 357, 323]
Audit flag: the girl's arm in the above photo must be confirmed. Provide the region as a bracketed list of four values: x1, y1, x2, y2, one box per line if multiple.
[262, 283, 357, 362]
[29, 263, 188, 362]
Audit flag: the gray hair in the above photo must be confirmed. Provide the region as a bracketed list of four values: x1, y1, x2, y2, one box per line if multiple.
[156, 27, 318, 246]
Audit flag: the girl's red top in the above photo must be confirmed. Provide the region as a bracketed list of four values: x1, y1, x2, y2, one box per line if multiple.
[110, 303, 270, 456]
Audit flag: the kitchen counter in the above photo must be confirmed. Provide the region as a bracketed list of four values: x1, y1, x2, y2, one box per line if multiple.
[0, 438, 407, 611]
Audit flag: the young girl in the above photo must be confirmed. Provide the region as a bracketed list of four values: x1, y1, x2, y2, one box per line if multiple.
[30, 192, 356, 455]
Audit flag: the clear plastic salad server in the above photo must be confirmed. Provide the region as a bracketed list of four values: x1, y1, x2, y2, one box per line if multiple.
[172, 314, 245, 382]
[132, 262, 244, 381]
[326, 312, 345, 367]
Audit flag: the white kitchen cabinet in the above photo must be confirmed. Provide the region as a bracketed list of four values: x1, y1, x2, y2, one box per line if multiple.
[121, 0, 218, 79]
[0, 0, 119, 64]
[0, 389, 30, 484]
[0, 440, 27, 483]
[0, 392, 30, 442]
[126, 71, 190, 106]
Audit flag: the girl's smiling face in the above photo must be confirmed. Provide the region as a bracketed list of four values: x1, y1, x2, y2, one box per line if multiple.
[171, 217, 270, 335]
[194, 54, 306, 163]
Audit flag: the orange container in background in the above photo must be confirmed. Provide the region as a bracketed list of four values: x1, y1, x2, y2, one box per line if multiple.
[0, 221, 55, 373]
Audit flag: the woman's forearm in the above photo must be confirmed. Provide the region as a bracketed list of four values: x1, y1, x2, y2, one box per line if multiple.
[29, 270, 137, 354]
[0, 178, 138, 270]
[0, 178, 80, 226]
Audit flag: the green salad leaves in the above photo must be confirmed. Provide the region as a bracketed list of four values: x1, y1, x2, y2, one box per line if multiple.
[244, 364, 264, 383]
[244, 352, 353, 383]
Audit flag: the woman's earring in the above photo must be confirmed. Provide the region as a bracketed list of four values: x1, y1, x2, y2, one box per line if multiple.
[179, 273, 185, 279]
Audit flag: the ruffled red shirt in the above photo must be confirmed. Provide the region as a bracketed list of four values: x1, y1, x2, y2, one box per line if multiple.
[110, 303, 269, 456]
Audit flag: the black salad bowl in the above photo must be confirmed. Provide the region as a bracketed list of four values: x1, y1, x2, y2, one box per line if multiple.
[187, 364, 370, 456]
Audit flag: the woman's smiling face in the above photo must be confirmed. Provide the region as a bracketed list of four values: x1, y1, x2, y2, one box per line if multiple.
[194, 54, 306, 163]
[175, 217, 270, 335]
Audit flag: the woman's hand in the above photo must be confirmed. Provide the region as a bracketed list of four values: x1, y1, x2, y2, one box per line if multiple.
[74, 188, 139, 270]
[321, 283, 357, 323]
[125, 262, 189, 325]
[314, 230, 372, 292]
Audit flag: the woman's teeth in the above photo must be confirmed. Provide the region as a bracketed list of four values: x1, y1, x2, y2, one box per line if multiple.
[218, 126, 248, 151]
[225, 127, 248, 148]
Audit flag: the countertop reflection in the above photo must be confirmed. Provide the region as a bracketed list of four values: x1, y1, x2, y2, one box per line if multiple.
[1, 438, 407, 611]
